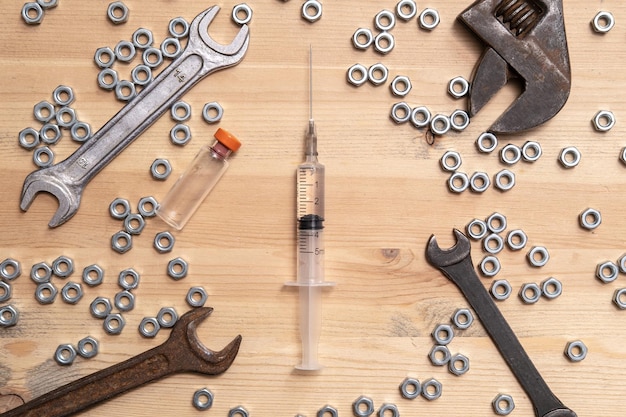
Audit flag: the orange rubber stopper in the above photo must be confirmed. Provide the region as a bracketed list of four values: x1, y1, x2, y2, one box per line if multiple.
[214, 128, 242, 152]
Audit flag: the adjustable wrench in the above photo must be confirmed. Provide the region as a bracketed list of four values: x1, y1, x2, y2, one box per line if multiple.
[426, 229, 576, 417]
[0, 307, 242, 417]
[20, 6, 250, 228]
[458, 0, 571, 134]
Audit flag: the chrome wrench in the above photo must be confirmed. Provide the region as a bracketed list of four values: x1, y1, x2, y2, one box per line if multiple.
[20, 6, 250, 227]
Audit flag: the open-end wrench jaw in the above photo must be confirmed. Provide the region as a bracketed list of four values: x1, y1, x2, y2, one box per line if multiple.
[426, 229, 471, 268]
[196, 6, 250, 57]
[19, 170, 79, 228]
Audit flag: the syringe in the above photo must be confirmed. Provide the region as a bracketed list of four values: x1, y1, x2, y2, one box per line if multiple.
[286, 47, 334, 371]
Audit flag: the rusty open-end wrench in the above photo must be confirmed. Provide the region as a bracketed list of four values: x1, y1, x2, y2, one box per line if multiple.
[20, 5, 250, 228]
[0, 307, 242, 417]
[426, 229, 576, 417]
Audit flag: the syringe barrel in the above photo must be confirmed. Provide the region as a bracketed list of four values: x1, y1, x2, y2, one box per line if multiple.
[297, 161, 325, 219]
[297, 219, 324, 285]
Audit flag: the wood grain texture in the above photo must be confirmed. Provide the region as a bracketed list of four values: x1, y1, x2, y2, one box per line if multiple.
[1, 1, 626, 416]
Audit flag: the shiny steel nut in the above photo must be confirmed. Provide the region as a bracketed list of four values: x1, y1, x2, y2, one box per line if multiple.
[564, 340, 587, 362]
[541, 277, 562, 299]
[170, 124, 192, 146]
[171, 101, 192, 122]
[39, 123, 61, 145]
[114, 290, 135, 312]
[493, 393, 515, 415]
[421, 378, 442, 400]
[138, 196, 158, 217]
[486, 212, 506, 233]
[432, 324, 454, 345]
[519, 283, 541, 304]
[527, 246, 549, 267]
[452, 308, 474, 330]
[353, 395, 375, 416]
[0, 305, 19, 327]
[52, 255, 74, 278]
[440, 151, 462, 172]
[522, 141, 542, 162]
[90, 296, 113, 319]
[390, 76, 411, 97]
[419, 8, 440, 30]
[31, 262, 52, 283]
[37, 0, 58, 10]
[467, 219, 488, 240]
[579, 208, 601, 230]
[22, 2, 44, 24]
[506, 229, 527, 251]
[368, 63, 388, 86]
[479, 255, 501, 277]
[448, 353, 470, 376]
[34, 100, 55, 122]
[55, 344, 77, 366]
[448, 172, 469, 193]
[61, 282, 83, 304]
[186, 286, 208, 307]
[410, 106, 431, 128]
[0, 281, 11, 303]
[558, 146, 581, 168]
[55, 107, 77, 128]
[104, 313, 125, 335]
[352, 28, 373, 49]
[430, 114, 451, 135]
[70, 122, 92, 142]
[124, 213, 146, 235]
[429, 344, 451, 366]
[469, 171, 490, 193]
[450, 109, 470, 131]
[169, 17, 189, 38]
[157, 307, 179, 328]
[316, 405, 337, 417]
[19, 127, 40, 150]
[596, 261, 619, 283]
[483, 234, 504, 254]
[131, 64, 152, 86]
[167, 257, 188, 280]
[53, 85, 75, 107]
[375, 9, 396, 31]
[448, 76, 470, 98]
[347, 64, 368, 86]
[161, 37, 183, 59]
[82, 264, 104, 286]
[94, 46, 116, 68]
[114, 40, 136, 63]
[150, 158, 172, 180]
[77, 336, 99, 358]
[107, 1, 129, 24]
[399, 377, 420, 400]
[302, 0, 322, 23]
[132, 28, 154, 49]
[202, 102, 223, 123]
[476, 132, 498, 153]
[33, 146, 55, 168]
[115, 80, 136, 102]
[35, 282, 58, 304]
[229, 406, 249, 417]
[154, 231, 175, 253]
[500, 143, 521, 165]
[396, 0, 417, 20]
[193, 388, 214, 410]
[139, 317, 160, 338]
[494, 169, 516, 191]
[232, 3, 253, 25]
[619, 254, 626, 274]
[0, 258, 21, 281]
[111, 230, 132, 253]
[374, 31, 395, 55]
[109, 197, 131, 219]
[593, 110, 615, 131]
[613, 288, 626, 309]
[143, 47, 164, 68]
[390, 102, 411, 124]
[98, 68, 119, 90]
[118, 268, 140, 290]
[491, 279, 512, 301]
[592, 11, 615, 33]
[377, 403, 399, 417]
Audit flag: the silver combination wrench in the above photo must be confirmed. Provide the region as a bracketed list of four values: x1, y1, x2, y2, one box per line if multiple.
[20, 5, 250, 227]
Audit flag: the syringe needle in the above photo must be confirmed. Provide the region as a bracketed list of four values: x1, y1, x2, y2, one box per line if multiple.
[309, 44, 313, 121]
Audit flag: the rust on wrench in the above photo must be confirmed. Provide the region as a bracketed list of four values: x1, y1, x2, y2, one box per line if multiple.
[426, 229, 576, 417]
[0, 307, 241, 417]
[20, 6, 250, 228]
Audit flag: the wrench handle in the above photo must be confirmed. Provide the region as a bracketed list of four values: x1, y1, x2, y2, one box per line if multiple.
[0, 346, 175, 417]
[440, 259, 574, 417]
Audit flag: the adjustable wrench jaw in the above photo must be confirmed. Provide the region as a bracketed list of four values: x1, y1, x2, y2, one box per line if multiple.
[459, 0, 571, 134]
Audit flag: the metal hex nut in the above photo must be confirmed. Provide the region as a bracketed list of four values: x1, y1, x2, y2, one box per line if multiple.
[193, 387, 214, 410]
[352, 395, 374, 415]
[0, 258, 21, 281]
[167, 257, 188, 280]
[448, 353, 470, 376]
[399, 378, 420, 400]
[154, 231, 175, 253]
[452, 308, 474, 330]
[593, 110, 615, 131]
[421, 378, 442, 400]
[22, 2, 44, 25]
[61, 282, 83, 304]
[564, 340, 587, 362]
[0, 305, 19, 327]
[492, 393, 515, 415]
[186, 286, 208, 307]
[429, 344, 451, 366]
[107, 1, 129, 24]
[77, 336, 99, 358]
[111, 230, 133, 253]
[432, 324, 454, 345]
[114, 290, 135, 312]
[82, 264, 104, 286]
[52, 255, 74, 278]
[103, 313, 126, 335]
[0, 281, 11, 303]
[90, 296, 113, 319]
[519, 283, 541, 304]
[579, 208, 601, 230]
[138, 317, 160, 338]
[55, 344, 77, 366]
[118, 268, 140, 290]
[613, 288, 626, 309]
[124, 213, 146, 235]
[31, 262, 52, 283]
[157, 307, 179, 328]
[596, 261, 619, 283]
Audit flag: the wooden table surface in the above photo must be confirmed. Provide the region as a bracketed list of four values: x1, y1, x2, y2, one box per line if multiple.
[1, 1, 626, 416]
